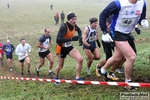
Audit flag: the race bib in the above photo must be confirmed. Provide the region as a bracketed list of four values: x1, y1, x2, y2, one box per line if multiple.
[89, 36, 96, 42]
[64, 41, 72, 47]
[121, 17, 135, 26]
[6, 48, 11, 52]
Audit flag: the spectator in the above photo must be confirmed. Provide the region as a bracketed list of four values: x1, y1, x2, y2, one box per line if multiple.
[7, 3, 9, 8]
[60, 11, 65, 23]
[55, 12, 59, 24]
[50, 4, 53, 10]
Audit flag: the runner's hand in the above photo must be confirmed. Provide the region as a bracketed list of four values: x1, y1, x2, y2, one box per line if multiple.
[79, 37, 82, 46]
[135, 27, 140, 34]
[102, 33, 113, 43]
[96, 39, 101, 48]
[72, 36, 79, 41]
[141, 19, 149, 28]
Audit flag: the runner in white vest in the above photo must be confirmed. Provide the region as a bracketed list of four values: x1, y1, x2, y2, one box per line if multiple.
[98, 0, 148, 91]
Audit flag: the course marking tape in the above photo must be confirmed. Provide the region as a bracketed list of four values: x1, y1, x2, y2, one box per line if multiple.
[0, 76, 150, 87]
[134, 37, 150, 42]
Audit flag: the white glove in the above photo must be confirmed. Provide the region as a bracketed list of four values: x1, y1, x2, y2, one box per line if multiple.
[102, 33, 113, 43]
[141, 19, 149, 28]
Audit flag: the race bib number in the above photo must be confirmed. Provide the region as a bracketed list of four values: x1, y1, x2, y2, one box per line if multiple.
[121, 17, 135, 26]
[6, 48, 11, 52]
[64, 41, 72, 47]
[89, 36, 96, 42]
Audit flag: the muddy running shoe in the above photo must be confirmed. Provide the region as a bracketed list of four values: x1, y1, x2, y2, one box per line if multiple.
[107, 72, 119, 81]
[28, 70, 32, 75]
[54, 76, 59, 85]
[1, 62, 3, 66]
[9, 68, 12, 71]
[124, 86, 138, 91]
[36, 67, 39, 76]
[49, 71, 55, 76]
[96, 64, 101, 77]
[21, 72, 24, 76]
[124, 81, 138, 91]
[76, 77, 83, 81]
[116, 67, 124, 74]
[86, 68, 91, 75]
[96, 65, 109, 81]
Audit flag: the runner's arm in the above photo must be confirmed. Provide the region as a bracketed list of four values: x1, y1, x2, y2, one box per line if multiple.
[75, 25, 82, 37]
[99, 1, 119, 33]
[138, 1, 147, 25]
[82, 27, 90, 47]
[56, 24, 72, 44]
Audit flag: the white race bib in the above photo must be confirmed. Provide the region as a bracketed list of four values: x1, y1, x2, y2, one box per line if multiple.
[121, 17, 135, 26]
[89, 36, 96, 42]
[64, 41, 72, 47]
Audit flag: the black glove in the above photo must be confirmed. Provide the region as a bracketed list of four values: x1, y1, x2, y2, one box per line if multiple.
[129, 34, 135, 40]
[89, 45, 95, 52]
[110, 42, 115, 48]
[135, 27, 140, 34]
[72, 36, 79, 41]
[96, 39, 101, 48]
[79, 37, 82, 46]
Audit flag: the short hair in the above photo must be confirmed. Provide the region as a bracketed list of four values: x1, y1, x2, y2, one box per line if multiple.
[6, 40, 10, 42]
[44, 28, 49, 32]
[20, 38, 25, 42]
[89, 17, 98, 24]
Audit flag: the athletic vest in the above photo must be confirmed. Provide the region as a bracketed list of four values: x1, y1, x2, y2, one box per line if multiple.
[85, 25, 97, 43]
[62, 23, 76, 47]
[111, 0, 145, 34]
[38, 35, 51, 52]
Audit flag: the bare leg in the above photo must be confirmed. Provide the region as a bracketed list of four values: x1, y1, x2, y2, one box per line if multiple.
[69, 48, 83, 79]
[46, 53, 54, 71]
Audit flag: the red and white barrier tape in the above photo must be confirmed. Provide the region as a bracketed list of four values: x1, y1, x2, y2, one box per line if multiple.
[0, 76, 150, 87]
[134, 37, 150, 42]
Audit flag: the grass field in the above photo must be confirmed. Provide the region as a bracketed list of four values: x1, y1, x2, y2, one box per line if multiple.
[0, 0, 150, 100]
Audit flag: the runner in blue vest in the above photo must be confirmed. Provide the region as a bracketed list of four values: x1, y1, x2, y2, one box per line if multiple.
[3, 40, 15, 71]
[82, 17, 101, 75]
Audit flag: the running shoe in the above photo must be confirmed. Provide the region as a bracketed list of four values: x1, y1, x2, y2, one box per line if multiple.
[96, 65, 109, 81]
[76, 77, 83, 81]
[36, 67, 39, 76]
[21, 72, 24, 76]
[124, 86, 138, 91]
[96, 64, 101, 77]
[107, 72, 119, 81]
[9, 68, 12, 71]
[115, 67, 124, 74]
[86, 68, 91, 75]
[54, 76, 59, 85]
[28, 70, 32, 75]
[1, 62, 3, 66]
[49, 71, 55, 76]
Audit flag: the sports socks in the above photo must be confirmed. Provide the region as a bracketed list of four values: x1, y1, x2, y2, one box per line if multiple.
[101, 67, 107, 74]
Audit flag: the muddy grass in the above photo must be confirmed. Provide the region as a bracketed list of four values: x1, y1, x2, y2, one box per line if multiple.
[1, 64, 150, 83]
